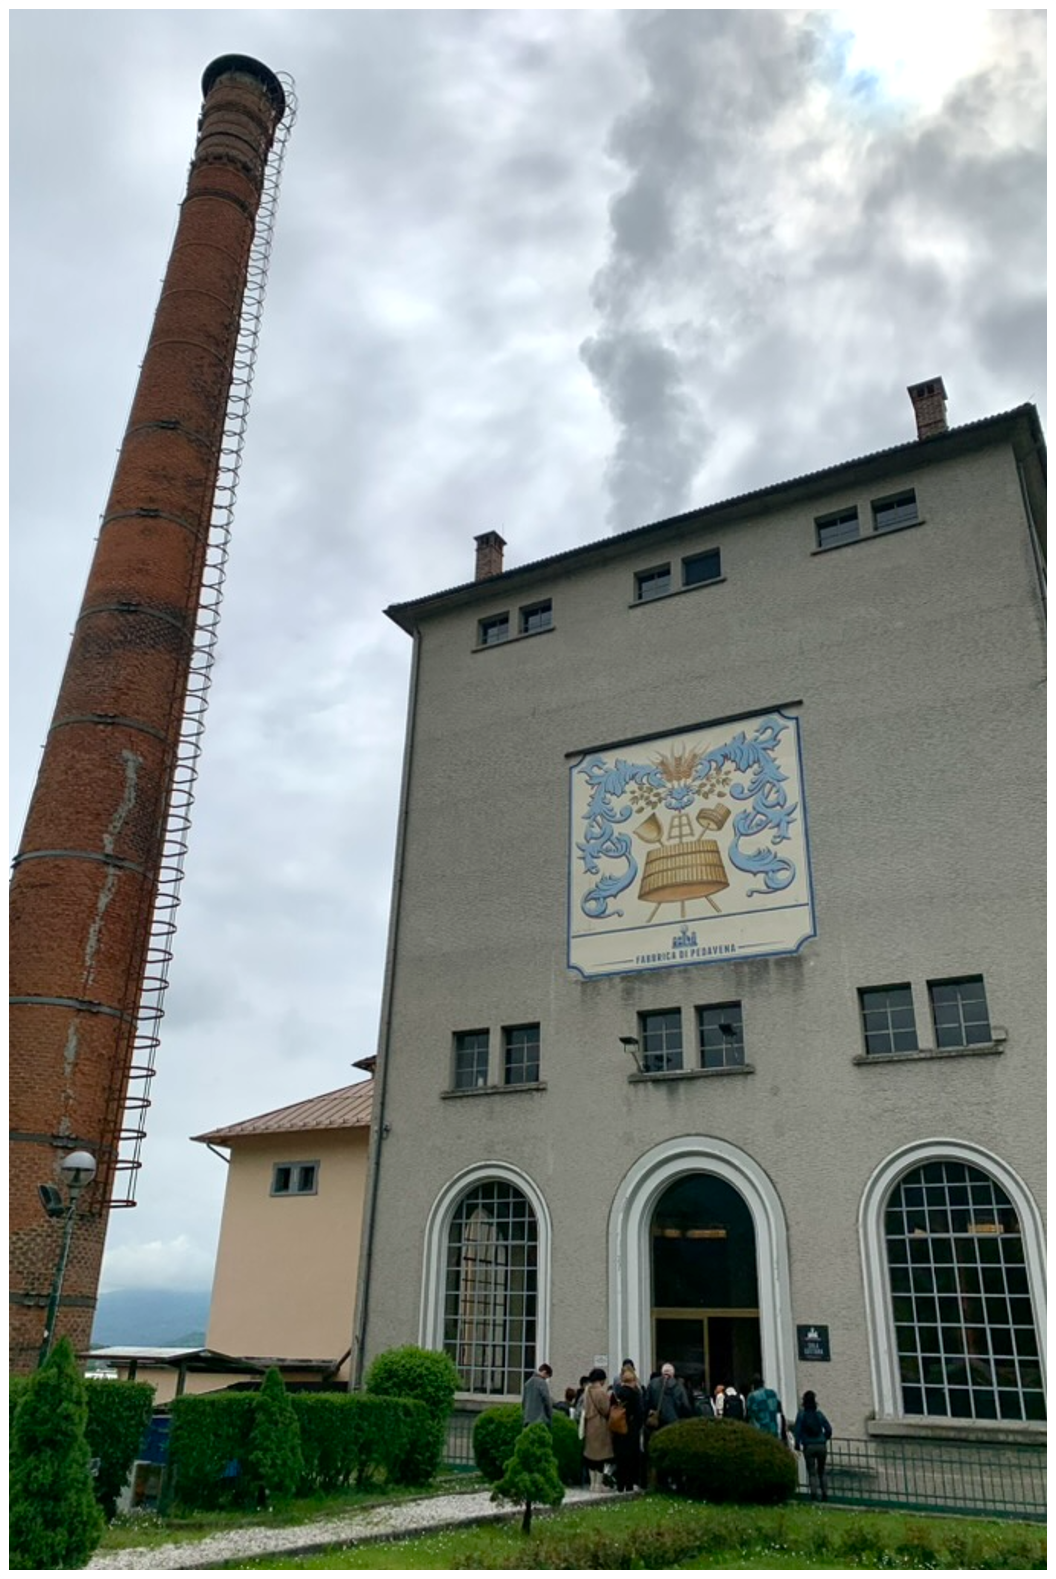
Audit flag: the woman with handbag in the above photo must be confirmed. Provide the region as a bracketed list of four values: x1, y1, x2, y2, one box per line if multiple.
[610, 1364, 644, 1492]
[581, 1366, 614, 1492]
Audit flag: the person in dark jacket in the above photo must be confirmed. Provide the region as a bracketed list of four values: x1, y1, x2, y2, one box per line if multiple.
[610, 1364, 645, 1491]
[793, 1390, 833, 1500]
[521, 1363, 553, 1428]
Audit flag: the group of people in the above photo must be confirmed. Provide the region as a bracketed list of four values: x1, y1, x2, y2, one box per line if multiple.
[522, 1362, 833, 1500]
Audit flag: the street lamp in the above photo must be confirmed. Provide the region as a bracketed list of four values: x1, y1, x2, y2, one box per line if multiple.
[38, 1149, 97, 1368]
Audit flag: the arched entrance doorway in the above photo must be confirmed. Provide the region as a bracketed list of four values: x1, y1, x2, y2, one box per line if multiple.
[608, 1137, 795, 1412]
[652, 1173, 762, 1393]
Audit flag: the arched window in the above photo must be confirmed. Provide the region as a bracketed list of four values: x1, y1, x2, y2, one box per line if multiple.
[443, 1180, 538, 1395]
[861, 1142, 1047, 1424]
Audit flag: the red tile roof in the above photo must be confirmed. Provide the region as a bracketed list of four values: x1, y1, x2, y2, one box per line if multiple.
[191, 1080, 373, 1145]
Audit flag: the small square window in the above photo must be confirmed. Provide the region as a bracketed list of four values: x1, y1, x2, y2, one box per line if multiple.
[682, 549, 722, 588]
[519, 600, 552, 635]
[635, 565, 672, 602]
[859, 984, 919, 1055]
[271, 1161, 318, 1196]
[478, 613, 510, 646]
[454, 1030, 490, 1089]
[639, 1009, 683, 1073]
[696, 1002, 744, 1068]
[928, 977, 991, 1050]
[816, 506, 860, 549]
[503, 1024, 540, 1085]
[873, 490, 919, 532]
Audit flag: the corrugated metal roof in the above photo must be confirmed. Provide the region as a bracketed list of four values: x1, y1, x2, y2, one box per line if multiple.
[191, 1080, 373, 1145]
[385, 403, 1043, 631]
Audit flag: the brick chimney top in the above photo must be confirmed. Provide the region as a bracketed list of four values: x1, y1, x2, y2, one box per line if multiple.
[907, 377, 949, 440]
[474, 531, 506, 581]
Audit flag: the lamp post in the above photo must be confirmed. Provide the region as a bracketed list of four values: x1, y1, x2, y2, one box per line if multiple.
[38, 1149, 97, 1368]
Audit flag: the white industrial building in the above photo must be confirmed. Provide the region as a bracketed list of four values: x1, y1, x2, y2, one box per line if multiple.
[355, 380, 1046, 1450]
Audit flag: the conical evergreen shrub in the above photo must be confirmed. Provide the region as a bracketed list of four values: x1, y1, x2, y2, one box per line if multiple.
[492, 1421, 564, 1535]
[10, 1337, 105, 1569]
[248, 1366, 304, 1506]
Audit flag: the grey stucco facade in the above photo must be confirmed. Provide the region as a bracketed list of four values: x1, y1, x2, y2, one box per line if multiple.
[357, 400, 1046, 1445]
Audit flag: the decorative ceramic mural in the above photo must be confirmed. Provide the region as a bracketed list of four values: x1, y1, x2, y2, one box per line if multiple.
[569, 710, 815, 978]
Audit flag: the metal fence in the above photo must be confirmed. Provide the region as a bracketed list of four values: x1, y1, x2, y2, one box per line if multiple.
[444, 1417, 1046, 1522]
[819, 1435, 1046, 1522]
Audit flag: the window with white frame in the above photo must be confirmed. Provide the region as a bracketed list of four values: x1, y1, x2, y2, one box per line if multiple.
[443, 1180, 538, 1395]
[884, 1160, 1045, 1422]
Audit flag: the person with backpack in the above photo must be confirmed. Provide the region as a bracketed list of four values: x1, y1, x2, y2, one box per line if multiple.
[721, 1384, 745, 1421]
[793, 1390, 833, 1500]
[745, 1372, 787, 1440]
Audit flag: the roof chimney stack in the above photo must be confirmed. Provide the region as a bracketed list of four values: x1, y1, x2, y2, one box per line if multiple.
[474, 531, 506, 581]
[907, 377, 949, 440]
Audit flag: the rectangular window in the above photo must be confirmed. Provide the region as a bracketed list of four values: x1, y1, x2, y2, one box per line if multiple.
[478, 613, 510, 646]
[635, 564, 672, 602]
[271, 1161, 318, 1197]
[519, 600, 552, 635]
[639, 1009, 683, 1073]
[453, 1030, 490, 1088]
[873, 490, 919, 532]
[697, 1002, 745, 1068]
[859, 984, 919, 1055]
[503, 1024, 540, 1085]
[928, 977, 992, 1050]
[682, 549, 722, 587]
[816, 505, 860, 549]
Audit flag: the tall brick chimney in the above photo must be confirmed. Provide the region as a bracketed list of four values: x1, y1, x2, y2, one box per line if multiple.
[474, 531, 506, 580]
[908, 377, 949, 440]
[9, 55, 287, 1371]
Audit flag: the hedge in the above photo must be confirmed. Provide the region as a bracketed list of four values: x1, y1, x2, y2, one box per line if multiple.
[10, 1371, 154, 1521]
[168, 1389, 433, 1509]
[473, 1404, 583, 1488]
[649, 1417, 798, 1504]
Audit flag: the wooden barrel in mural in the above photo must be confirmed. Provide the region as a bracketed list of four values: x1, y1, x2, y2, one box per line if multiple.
[638, 837, 729, 904]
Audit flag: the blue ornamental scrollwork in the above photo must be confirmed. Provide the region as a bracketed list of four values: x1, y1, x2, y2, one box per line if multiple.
[576, 715, 800, 919]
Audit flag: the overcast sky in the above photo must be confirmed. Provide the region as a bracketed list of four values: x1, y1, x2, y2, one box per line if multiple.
[10, 9, 1046, 1303]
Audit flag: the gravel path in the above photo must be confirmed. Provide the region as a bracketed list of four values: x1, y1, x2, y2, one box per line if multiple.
[88, 1486, 622, 1570]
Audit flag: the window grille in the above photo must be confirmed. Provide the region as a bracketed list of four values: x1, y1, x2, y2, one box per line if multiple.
[635, 565, 672, 601]
[885, 1160, 1045, 1422]
[697, 1002, 744, 1067]
[519, 601, 552, 635]
[503, 1024, 540, 1085]
[479, 613, 510, 646]
[928, 977, 991, 1049]
[859, 984, 918, 1055]
[443, 1181, 538, 1394]
[873, 491, 919, 532]
[453, 1030, 489, 1089]
[640, 1009, 683, 1072]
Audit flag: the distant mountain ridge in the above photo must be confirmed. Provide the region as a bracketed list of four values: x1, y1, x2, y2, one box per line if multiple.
[92, 1287, 211, 1348]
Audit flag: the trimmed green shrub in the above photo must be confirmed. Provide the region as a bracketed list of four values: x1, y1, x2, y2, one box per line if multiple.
[473, 1404, 582, 1489]
[649, 1417, 797, 1505]
[550, 1411, 583, 1487]
[168, 1387, 434, 1508]
[82, 1379, 156, 1519]
[472, 1404, 523, 1483]
[364, 1345, 460, 1484]
[169, 1391, 258, 1510]
[491, 1421, 564, 1535]
[10, 1337, 106, 1569]
[248, 1368, 304, 1506]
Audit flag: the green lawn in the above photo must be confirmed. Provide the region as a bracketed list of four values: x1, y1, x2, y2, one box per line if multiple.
[227, 1495, 1046, 1570]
